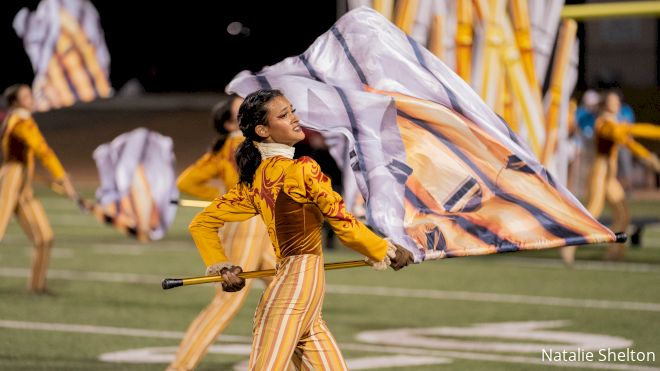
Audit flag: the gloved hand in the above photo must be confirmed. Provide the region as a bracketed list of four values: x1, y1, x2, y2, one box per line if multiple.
[643, 153, 660, 173]
[365, 238, 415, 271]
[206, 263, 246, 292]
[388, 240, 415, 271]
[54, 175, 78, 200]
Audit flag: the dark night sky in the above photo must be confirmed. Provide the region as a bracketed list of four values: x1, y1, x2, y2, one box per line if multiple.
[1, 1, 338, 92]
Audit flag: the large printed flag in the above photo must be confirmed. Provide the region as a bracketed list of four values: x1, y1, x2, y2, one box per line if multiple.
[13, 0, 112, 112]
[93, 128, 178, 241]
[350, 0, 578, 186]
[227, 7, 617, 262]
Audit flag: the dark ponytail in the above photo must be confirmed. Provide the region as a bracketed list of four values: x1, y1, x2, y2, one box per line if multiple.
[210, 94, 239, 152]
[235, 140, 262, 186]
[236, 89, 283, 186]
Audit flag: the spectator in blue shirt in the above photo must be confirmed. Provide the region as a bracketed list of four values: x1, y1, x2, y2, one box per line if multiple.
[576, 89, 600, 139]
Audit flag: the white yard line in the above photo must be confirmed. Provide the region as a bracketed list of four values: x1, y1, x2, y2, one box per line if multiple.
[0, 267, 164, 284]
[637, 238, 660, 248]
[49, 248, 75, 258]
[325, 284, 660, 312]
[494, 257, 660, 273]
[90, 243, 193, 255]
[1, 267, 659, 312]
[346, 355, 452, 369]
[0, 320, 250, 343]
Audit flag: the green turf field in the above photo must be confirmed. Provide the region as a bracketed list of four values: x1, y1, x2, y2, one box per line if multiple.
[1, 188, 659, 370]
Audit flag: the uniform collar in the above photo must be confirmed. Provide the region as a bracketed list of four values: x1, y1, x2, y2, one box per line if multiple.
[12, 108, 32, 119]
[256, 142, 295, 159]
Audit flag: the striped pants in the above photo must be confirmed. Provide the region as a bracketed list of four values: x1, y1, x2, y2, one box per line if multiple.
[249, 254, 348, 371]
[0, 163, 53, 292]
[168, 217, 275, 371]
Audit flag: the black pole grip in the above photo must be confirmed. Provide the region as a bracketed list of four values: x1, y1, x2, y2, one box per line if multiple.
[162, 278, 184, 290]
[614, 232, 627, 243]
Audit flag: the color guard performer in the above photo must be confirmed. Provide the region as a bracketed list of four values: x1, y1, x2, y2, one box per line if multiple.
[0, 84, 77, 294]
[562, 90, 660, 263]
[189, 89, 413, 370]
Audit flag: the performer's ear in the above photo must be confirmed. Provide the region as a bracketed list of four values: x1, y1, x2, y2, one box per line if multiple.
[255, 124, 269, 139]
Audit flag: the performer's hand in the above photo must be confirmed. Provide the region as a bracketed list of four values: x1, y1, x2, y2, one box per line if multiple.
[388, 242, 414, 271]
[206, 263, 246, 292]
[78, 198, 95, 213]
[365, 239, 414, 271]
[206, 263, 245, 291]
[364, 254, 389, 271]
[55, 175, 78, 200]
[220, 266, 245, 292]
[643, 153, 660, 173]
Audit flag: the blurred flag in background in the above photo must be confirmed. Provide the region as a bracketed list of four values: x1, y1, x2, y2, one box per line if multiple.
[93, 128, 178, 241]
[13, 0, 112, 112]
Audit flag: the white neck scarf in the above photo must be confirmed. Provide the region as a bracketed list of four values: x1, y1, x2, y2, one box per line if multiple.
[12, 108, 32, 119]
[256, 142, 295, 159]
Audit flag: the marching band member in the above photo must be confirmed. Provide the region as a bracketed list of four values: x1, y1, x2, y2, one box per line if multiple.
[0, 84, 77, 294]
[189, 89, 413, 370]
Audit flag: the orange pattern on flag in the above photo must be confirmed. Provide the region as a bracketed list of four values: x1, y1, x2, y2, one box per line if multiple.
[369, 87, 615, 258]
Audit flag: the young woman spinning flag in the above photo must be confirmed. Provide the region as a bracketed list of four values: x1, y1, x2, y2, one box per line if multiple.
[188, 89, 413, 370]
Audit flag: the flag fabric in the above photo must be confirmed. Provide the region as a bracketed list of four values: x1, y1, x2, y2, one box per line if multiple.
[13, 0, 112, 112]
[408, 0, 456, 67]
[322, 131, 363, 215]
[529, 1, 564, 85]
[544, 42, 580, 186]
[93, 128, 178, 241]
[227, 7, 616, 262]
[351, 1, 574, 178]
[349, 0, 457, 68]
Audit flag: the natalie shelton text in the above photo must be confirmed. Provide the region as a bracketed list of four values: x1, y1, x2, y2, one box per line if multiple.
[542, 348, 656, 363]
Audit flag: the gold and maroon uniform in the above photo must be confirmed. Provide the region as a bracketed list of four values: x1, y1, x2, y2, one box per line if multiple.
[0, 108, 66, 292]
[190, 153, 387, 370]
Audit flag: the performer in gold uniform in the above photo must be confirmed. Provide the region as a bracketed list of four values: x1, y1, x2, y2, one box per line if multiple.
[168, 95, 275, 371]
[562, 91, 660, 263]
[0, 84, 77, 294]
[189, 89, 413, 370]
[585, 92, 630, 260]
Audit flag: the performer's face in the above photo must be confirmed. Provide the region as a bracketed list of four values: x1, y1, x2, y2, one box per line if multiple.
[257, 95, 305, 146]
[15, 86, 34, 112]
[224, 97, 243, 132]
[605, 93, 621, 114]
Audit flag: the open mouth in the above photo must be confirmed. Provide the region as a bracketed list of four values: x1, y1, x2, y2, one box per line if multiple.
[292, 124, 302, 132]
